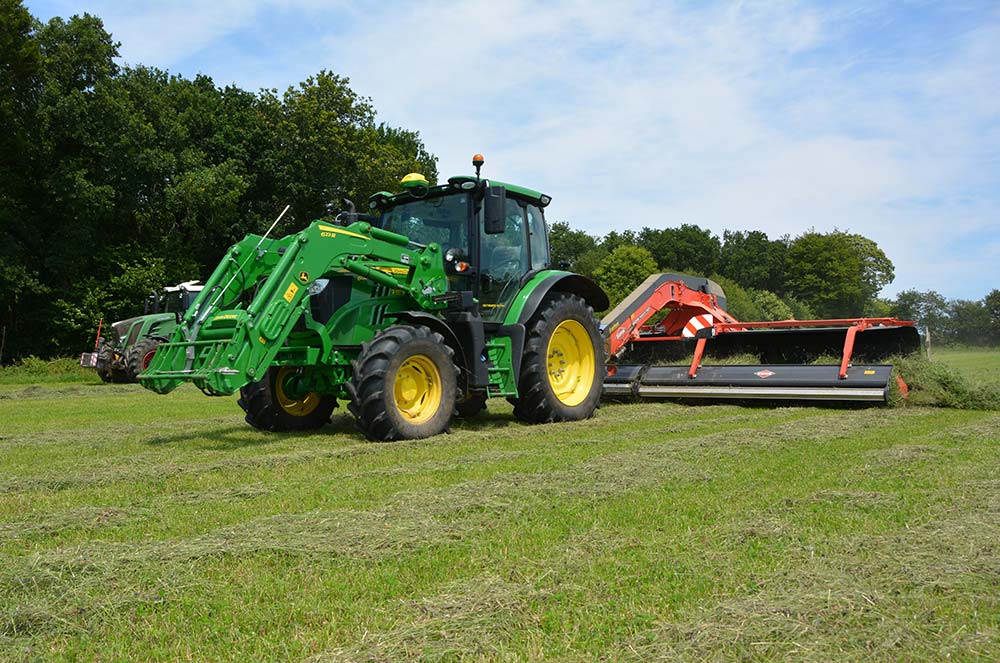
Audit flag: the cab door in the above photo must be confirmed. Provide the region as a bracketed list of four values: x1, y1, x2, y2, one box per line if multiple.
[477, 197, 530, 321]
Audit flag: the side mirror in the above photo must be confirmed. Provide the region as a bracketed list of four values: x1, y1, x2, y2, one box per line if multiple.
[484, 185, 506, 234]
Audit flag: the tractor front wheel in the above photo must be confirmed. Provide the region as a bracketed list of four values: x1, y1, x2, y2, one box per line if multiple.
[513, 293, 604, 424]
[95, 337, 115, 383]
[125, 337, 162, 382]
[348, 325, 457, 441]
[239, 366, 336, 431]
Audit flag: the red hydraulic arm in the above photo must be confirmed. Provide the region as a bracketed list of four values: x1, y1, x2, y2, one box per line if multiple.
[602, 276, 738, 358]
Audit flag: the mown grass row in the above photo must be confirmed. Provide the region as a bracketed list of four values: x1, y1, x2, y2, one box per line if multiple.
[1, 374, 998, 661]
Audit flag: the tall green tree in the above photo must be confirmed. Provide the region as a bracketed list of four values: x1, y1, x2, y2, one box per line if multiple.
[784, 231, 894, 318]
[0, 0, 44, 360]
[984, 289, 1000, 342]
[548, 221, 597, 268]
[890, 289, 949, 337]
[599, 229, 638, 254]
[593, 245, 657, 310]
[717, 229, 787, 294]
[637, 224, 721, 274]
[944, 299, 993, 346]
[272, 71, 436, 230]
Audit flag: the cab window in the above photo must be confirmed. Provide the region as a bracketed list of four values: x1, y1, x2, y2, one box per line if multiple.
[480, 199, 528, 283]
[478, 198, 529, 320]
[527, 205, 549, 271]
[163, 291, 187, 313]
[378, 194, 469, 252]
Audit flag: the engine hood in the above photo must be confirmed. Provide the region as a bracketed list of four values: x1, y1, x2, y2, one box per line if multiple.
[110, 313, 175, 340]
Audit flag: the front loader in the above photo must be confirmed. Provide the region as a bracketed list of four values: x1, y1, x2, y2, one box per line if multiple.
[140, 156, 609, 440]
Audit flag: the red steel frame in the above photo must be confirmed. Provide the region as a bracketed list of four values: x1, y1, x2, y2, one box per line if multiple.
[604, 278, 915, 380]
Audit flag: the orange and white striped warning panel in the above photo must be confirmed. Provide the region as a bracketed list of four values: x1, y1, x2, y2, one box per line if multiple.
[682, 314, 714, 338]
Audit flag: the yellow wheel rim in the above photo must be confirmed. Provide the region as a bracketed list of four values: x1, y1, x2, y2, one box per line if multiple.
[394, 354, 442, 424]
[275, 367, 321, 416]
[546, 320, 595, 407]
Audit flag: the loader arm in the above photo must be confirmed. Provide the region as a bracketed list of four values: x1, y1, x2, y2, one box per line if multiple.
[139, 220, 450, 396]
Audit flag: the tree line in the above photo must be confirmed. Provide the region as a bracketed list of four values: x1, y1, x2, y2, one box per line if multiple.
[550, 222, 1000, 345]
[0, 1, 437, 361]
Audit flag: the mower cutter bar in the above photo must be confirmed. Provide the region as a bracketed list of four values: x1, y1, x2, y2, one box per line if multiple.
[604, 364, 894, 404]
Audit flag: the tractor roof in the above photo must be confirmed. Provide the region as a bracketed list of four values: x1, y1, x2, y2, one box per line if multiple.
[368, 176, 551, 210]
[164, 280, 203, 293]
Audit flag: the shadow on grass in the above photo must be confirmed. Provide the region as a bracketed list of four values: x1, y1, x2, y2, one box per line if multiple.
[145, 413, 361, 450]
[447, 410, 522, 433]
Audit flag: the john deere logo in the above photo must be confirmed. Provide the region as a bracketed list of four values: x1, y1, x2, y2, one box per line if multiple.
[298, 271, 309, 282]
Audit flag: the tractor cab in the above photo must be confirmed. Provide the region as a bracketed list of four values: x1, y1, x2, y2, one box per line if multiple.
[144, 281, 204, 315]
[369, 156, 551, 321]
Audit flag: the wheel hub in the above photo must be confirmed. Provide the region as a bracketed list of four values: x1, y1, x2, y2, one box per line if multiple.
[275, 367, 321, 416]
[394, 354, 442, 424]
[546, 319, 595, 407]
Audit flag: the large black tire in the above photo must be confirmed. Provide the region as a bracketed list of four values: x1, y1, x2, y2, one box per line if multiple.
[95, 337, 115, 383]
[513, 293, 604, 424]
[347, 325, 457, 441]
[125, 337, 161, 382]
[239, 366, 336, 431]
[97, 337, 129, 383]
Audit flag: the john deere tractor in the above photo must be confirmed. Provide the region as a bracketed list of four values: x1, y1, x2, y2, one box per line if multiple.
[139, 156, 608, 440]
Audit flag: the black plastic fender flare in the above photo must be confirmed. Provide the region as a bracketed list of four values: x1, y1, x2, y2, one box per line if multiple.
[514, 273, 609, 326]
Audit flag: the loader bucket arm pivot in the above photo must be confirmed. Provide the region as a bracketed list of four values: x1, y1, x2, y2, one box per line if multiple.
[139, 220, 449, 396]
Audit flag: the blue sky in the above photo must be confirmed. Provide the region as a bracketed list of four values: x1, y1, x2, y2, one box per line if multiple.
[26, 0, 1000, 300]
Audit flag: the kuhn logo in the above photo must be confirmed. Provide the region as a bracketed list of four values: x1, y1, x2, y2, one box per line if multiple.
[754, 370, 775, 379]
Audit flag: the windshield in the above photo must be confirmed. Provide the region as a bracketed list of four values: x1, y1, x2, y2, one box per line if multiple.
[378, 193, 469, 252]
[162, 291, 187, 313]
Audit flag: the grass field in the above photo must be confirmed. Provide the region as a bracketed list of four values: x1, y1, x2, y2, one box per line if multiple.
[934, 346, 1000, 385]
[1, 355, 998, 661]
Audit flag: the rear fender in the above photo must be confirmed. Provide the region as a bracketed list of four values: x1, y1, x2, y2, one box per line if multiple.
[503, 271, 609, 326]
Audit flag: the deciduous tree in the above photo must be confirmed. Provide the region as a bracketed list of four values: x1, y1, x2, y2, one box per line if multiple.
[784, 231, 894, 318]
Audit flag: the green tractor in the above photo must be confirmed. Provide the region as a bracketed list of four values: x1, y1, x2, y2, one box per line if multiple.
[139, 156, 609, 440]
[81, 281, 204, 383]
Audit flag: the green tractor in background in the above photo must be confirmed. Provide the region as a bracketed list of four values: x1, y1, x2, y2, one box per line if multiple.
[81, 281, 204, 383]
[139, 155, 609, 440]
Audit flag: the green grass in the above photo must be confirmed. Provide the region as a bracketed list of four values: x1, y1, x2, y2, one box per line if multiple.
[0, 356, 101, 386]
[1, 355, 998, 661]
[934, 346, 1000, 386]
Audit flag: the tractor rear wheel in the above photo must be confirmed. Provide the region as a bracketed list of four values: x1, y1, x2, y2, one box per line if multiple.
[239, 366, 336, 431]
[513, 293, 604, 424]
[125, 337, 162, 382]
[348, 325, 457, 441]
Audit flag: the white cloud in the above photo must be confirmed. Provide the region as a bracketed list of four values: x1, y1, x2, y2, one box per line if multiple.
[26, 0, 1000, 298]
